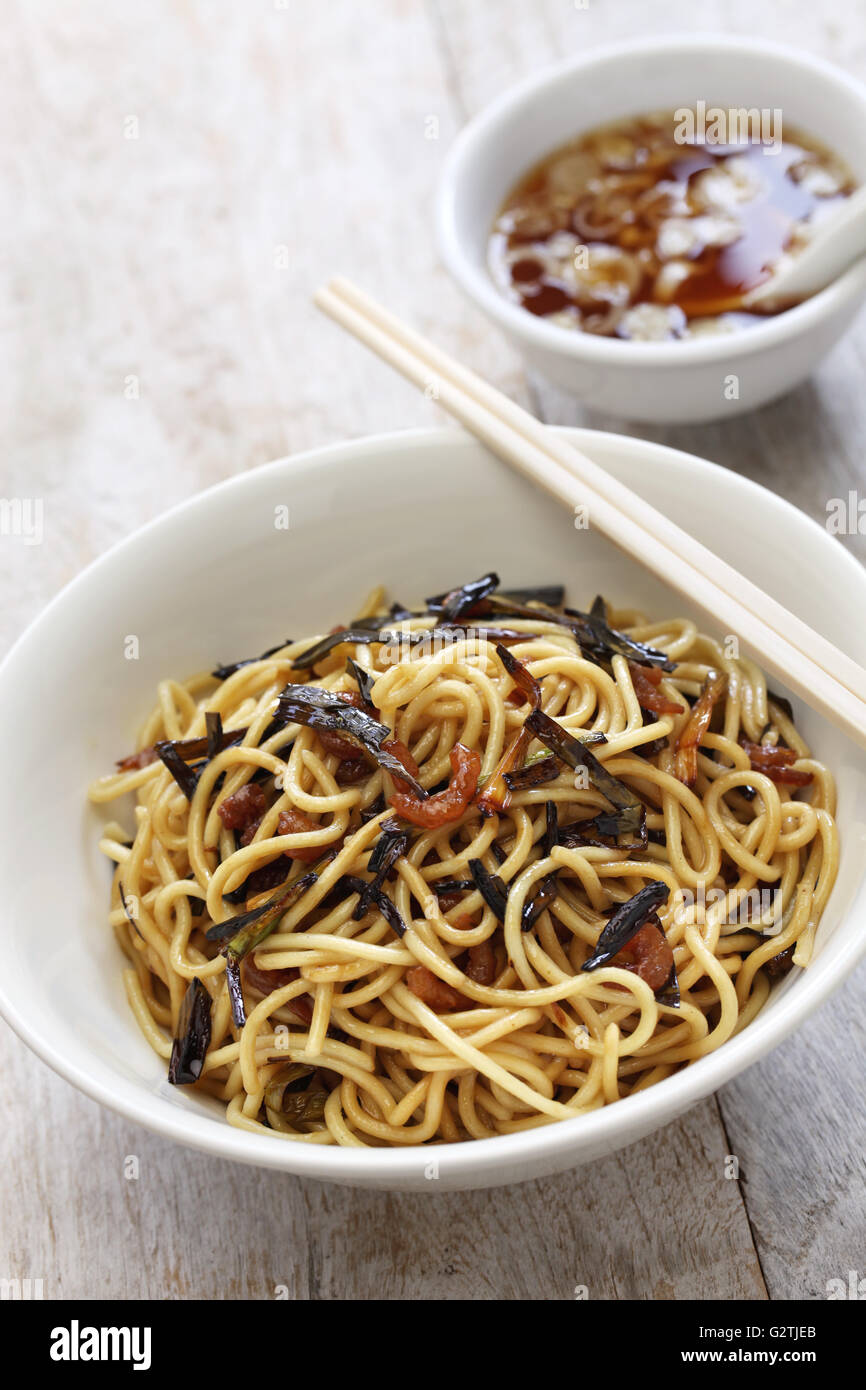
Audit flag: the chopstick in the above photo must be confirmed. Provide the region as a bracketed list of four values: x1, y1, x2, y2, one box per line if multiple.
[315, 275, 866, 751]
[322, 276, 866, 708]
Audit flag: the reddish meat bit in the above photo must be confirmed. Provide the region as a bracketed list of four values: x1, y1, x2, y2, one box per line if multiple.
[627, 662, 683, 716]
[465, 940, 497, 985]
[767, 769, 814, 788]
[390, 743, 481, 829]
[506, 688, 527, 705]
[741, 740, 813, 786]
[405, 965, 468, 1011]
[611, 920, 674, 992]
[381, 738, 421, 793]
[452, 913, 478, 931]
[336, 757, 370, 785]
[435, 890, 464, 913]
[339, 690, 371, 710]
[316, 728, 360, 759]
[674, 671, 727, 787]
[217, 782, 267, 832]
[242, 958, 313, 1023]
[116, 746, 159, 771]
[764, 944, 795, 980]
[276, 807, 323, 862]
[239, 816, 263, 847]
[316, 691, 376, 760]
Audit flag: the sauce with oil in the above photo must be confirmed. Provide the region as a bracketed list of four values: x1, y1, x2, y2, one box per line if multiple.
[488, 112, 855, 341]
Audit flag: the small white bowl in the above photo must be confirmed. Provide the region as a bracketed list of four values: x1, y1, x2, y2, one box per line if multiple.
[2, 427, 865, 1190]
[436, 35, 866, 423]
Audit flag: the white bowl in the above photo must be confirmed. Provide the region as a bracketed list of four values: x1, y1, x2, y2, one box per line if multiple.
[2, 427, 865, 1190]
[436, 35, 866, 424]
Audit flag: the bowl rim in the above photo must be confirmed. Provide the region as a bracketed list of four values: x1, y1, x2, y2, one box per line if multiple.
[2, 423, 866, 1182]
[436, 32, 866, 368]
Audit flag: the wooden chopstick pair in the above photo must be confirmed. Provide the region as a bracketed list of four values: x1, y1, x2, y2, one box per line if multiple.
[315, 275, 866, 751]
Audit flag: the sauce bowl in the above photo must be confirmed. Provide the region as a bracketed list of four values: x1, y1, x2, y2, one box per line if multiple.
[436, 36, 866, 423]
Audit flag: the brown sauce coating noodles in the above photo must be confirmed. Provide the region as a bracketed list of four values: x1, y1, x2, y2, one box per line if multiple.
[89, 588, 839, 1147]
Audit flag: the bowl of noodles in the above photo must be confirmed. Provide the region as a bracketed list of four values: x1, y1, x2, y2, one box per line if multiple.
[0, 426, 865, 1190]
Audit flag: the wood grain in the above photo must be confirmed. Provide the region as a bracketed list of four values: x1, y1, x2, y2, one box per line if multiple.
[0, 0, 862, 1302]
[0, 1038, 764, 1301]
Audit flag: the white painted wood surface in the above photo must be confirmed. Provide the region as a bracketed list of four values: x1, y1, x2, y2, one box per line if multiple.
[1, 0, 863, 1301]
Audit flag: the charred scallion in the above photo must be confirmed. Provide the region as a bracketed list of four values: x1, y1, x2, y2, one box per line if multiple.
[368, 889, 407, 938]
[767, 690, 795, 722]
[155, 740, 201, 800]
[353, 822, 409, 920]
[168, 977, 212, 1085]
[566, 808, 648, 851]
[264, 1063, 328, 1123]
[468, 858, 509, 923]
[524, 707, 641, 839]
[275, 685, 428, 798]
[503, 754, 561, 792]
[184, 878, 206, 918]
[205, 710, 224, 760]
[500, 584, 565, 608]
[361, 792, 386, 823]
[543, 800, 558, 855]
[346, 657, 377, 707]
[426, 571, 500, 621]
[655, 960, 681, 1008]
[212, 640, 293, 681]
[225, 958, 246, 1028]
[118, 882, 143, 939]
[522, 873, 559, 931]
[207, 866, 320, 960]
[432, 878, 475, 896]
[222, 855, 292, 907]
[340, 873, 407, 937]
[155, 723, 247, 800]
[581, 882, 669, 972]
[291, 627, 399, 670]
[564, 599, 675, 671]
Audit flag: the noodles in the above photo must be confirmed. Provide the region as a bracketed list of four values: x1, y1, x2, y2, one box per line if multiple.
[88, 581, 839, 1147]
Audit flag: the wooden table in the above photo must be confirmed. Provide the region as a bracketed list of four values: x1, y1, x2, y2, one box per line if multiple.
[3, 0, 864, 1301]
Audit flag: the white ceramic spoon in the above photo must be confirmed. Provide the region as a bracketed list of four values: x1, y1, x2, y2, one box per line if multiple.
[747, 183, 866, 307]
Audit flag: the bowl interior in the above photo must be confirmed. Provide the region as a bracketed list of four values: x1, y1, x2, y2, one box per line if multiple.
[448, 38, 866, 280]
[2, 427, 866, 1188]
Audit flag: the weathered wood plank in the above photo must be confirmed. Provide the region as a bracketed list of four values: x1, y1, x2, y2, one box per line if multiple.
[715, 969, 866, 1301]
[0, 1033, 765, 1300]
